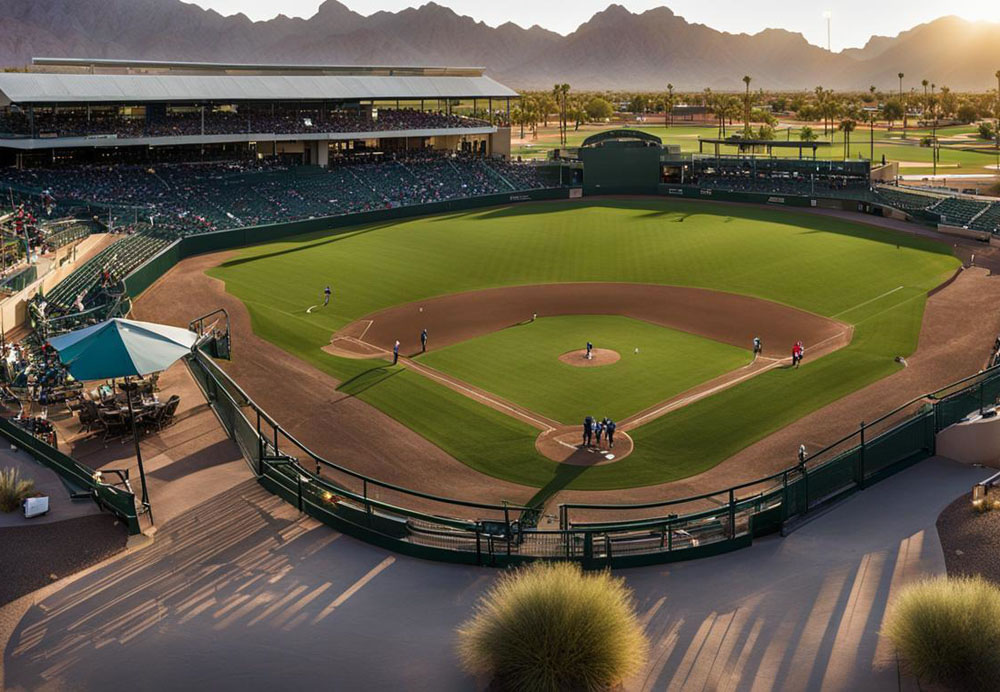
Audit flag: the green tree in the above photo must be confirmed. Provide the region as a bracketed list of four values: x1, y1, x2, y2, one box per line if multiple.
[882, 99, 904, 130]
[799, 125, 818, 142]
[585, 97, 614, 122]
[957, 103, 978, 124]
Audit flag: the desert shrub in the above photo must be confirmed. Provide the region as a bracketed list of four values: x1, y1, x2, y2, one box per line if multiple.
[0, 467, 35, 512]
[457, 561, 648, 691]
[883, 575, 1000, 691]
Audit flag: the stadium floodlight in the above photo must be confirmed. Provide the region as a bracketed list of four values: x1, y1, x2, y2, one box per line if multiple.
[823, 10, 833, 52]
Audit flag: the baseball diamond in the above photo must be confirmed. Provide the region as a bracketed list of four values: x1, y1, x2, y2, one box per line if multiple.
[4, 36, 1000, 691]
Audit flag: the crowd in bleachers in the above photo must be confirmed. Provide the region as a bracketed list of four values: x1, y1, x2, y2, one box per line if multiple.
[0, 153, 551, 235]
[0, 108, 491, 140]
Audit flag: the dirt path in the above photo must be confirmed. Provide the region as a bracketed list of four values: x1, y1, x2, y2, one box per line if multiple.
[329, 283, 848, 359]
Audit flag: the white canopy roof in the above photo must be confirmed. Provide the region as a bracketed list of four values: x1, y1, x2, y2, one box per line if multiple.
[0, 72, 518, 106]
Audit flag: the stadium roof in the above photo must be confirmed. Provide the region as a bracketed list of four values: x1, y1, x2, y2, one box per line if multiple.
[31, 57, 487, 78]
[0, 72, 518, 106]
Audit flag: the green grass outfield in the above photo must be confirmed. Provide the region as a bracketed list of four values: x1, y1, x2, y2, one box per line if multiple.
[420, 315, 750, 423]
[209, 199, 959, 493]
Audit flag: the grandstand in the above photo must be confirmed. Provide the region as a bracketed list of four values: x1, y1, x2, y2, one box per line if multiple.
[0, 59, 557, 335]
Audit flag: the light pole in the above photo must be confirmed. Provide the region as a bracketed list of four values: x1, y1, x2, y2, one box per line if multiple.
[823, 10, 832, 52]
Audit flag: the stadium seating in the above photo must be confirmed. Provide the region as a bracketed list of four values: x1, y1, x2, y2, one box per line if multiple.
[6, 153, 553, 333]
[871, 186, 939, 212]
[971, 203, 1000, 233]
[0, 109, 492, 140]
[928, 196, 990, 227]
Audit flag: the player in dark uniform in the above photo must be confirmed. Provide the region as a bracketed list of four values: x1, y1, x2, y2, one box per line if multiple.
[392, 340, 400, 365]
[420, 329, 428, 353]
[323, 285, 332, 307]
[605, 419, 616, 448]
[583, 415, 594, 447]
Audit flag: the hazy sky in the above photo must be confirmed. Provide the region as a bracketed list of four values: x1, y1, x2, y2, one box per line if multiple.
[188, 0, 1000, 51]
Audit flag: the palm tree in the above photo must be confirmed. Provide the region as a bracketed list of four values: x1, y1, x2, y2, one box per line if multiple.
[559, 84, 571, 146]
[665, 83, 674, 130]
[898, 72, 907, 138]
[869, 86, 877, 161]
[922, 79, 929, 118]
[839, 119, 856, 159]
[742, 75, 752, 136]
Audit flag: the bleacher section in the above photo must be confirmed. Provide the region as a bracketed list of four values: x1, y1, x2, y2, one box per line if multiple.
[928, 197, 991, 228]
[971, 203, 1000, 233]
[10, 154, 554, 334]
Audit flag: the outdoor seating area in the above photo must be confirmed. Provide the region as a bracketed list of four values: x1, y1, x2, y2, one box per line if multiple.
[68, 379, 180, 443]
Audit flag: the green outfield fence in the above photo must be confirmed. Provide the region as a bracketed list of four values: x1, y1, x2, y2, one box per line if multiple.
[186, 342, 1000, 568]
[0, 416, 141, 534]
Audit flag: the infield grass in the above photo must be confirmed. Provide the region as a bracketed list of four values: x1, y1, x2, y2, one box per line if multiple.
[211, 199, 959, 492]
[420, 315, 749, 423]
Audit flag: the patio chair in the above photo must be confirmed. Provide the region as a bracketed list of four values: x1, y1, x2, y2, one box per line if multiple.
[159, 395, 180, 429]
[97, 408, 127, 443]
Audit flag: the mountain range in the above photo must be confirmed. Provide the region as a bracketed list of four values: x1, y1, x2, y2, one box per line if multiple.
[1, 0, 998, 92]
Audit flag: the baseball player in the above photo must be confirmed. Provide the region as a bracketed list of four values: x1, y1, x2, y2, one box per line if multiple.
[586, 341, 593, 360]
[323, 285, 332, 307]
[420, 329, 428, 353]
[392, 340, 400, 365]
[753, 336, 762, 357]
[605, 419, 616, 449]
[583, 415, 594, 447]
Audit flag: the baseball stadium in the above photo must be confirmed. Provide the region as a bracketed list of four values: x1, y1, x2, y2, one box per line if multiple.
[2, 49, 1000, 689]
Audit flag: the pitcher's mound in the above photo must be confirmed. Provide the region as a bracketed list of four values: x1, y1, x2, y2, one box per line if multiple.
[559, 348, 621, 368]
[536, 426, 633, 465]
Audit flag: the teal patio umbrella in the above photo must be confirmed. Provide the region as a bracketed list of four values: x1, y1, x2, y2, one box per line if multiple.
[49, 318, 200, 521]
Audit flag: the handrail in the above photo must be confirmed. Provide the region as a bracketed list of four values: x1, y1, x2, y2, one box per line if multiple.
[191, 350, 532, 514]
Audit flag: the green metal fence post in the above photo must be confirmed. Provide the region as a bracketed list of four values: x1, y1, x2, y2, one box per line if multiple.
[256, 410, 264, 475]
[858, 421, 866, 489]
[504, 503, 511, 556]
[781, 470, 789, 520]
[728, 488, 736, 539]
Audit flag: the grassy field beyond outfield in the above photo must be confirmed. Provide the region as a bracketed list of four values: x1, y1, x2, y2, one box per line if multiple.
[211, 199, 960, 491]
[420, 315, 749, 423]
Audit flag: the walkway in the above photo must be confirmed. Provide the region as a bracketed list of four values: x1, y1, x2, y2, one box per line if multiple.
[2, 456, 986, 691]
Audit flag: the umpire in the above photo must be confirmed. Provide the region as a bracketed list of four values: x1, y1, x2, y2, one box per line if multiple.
[583, 415, 594, 446]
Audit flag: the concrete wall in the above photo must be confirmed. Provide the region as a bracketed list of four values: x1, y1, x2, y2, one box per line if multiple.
[0, 234, 109, 331]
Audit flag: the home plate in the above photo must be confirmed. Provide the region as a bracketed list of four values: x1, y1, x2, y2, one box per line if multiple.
[306, 305, 319, 314]
[604, 453, 616, 460]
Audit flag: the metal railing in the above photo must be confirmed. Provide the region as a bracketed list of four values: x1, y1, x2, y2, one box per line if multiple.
[185, 344, 1000, 568]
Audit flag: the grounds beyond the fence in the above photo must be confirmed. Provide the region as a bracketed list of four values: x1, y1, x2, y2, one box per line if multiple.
[185, 344, 1000, 569]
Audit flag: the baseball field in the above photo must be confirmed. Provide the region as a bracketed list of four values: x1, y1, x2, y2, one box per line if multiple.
[207, 199, 959, 492]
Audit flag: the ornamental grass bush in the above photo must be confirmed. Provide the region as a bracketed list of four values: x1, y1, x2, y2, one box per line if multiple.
[883, 575, 1000, 692]
[456, 561, 648, 691]
[0, 467, 35, 512]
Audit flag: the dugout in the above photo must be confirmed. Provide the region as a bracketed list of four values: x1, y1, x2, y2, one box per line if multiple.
[579, 130, 663, 195]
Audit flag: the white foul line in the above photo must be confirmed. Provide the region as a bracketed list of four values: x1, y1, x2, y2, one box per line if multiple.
[833, 286, 904, 318]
